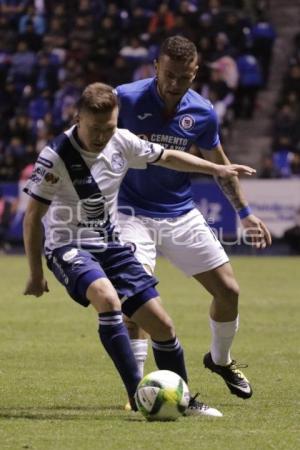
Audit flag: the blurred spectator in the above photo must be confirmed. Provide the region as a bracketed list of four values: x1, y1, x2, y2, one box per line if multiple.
[251, 15, 276, 86]
[0, 152, 18, 181]
[8, 41, 37, 92]
[119, 36, 149, 67]
[258, 155, 280, 178]
[130, 7, 153, 37]
[211, 32, 235, 60]
[281, 64, 300, 101]
[208, 55, 239, 89]
[148, 3, 176, 40]
[291, 153, 300, 176]
[235, 53, 263, 118]
[18, 4, 46, 35]
[272, 104, 298, 150]
[0, 0, 29, 25]
[133, 62, 156, 81]
[0, 15, 18, 51]
[201, 67, 234, 124]
[220, 11, 247, 53]
[93, 16, 122, 66]
[0, 39, 11, 86]
[109, 56, 133, 86]
[8, 113, 33, 143]
[28, 89, 51, 122]
[272, 136, 295, 178]
[35, 51, 59, 92]
[19, 20, 42, 52]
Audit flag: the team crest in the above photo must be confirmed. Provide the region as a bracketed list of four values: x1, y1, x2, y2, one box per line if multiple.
[179, 115, 195, 131]
[111, 152, 125, 172]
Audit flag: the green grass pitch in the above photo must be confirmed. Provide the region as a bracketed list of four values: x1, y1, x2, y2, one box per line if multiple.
[0, 255, 299, 450]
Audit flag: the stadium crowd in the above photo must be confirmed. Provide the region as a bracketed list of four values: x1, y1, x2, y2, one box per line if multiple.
[0, 0, 277, 183]
[260, 31, 300, 178]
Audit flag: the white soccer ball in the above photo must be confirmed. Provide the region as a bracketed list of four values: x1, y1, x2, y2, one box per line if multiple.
[135, 370, 190, 421]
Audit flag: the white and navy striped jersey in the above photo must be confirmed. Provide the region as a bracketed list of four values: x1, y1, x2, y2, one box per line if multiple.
[24, 125, 164, 253]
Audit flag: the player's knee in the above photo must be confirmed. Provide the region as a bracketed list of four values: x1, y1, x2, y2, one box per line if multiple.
[123, 315, 147, 339]
[162, 315, 175, 335]
[218, 280, 240, 305]
[87, 279, 120, 312]
[153, 316, 175, 340]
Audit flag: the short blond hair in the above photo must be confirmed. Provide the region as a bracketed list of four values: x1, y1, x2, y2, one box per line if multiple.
[77, 82, 118, 114]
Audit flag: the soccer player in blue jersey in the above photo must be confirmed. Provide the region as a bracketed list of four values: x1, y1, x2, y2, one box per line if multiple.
[23, 82, 255, 416]
[117, 36, 272, 401]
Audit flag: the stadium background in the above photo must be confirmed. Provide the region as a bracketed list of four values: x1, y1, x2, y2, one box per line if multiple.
[0, 0, 299, 254]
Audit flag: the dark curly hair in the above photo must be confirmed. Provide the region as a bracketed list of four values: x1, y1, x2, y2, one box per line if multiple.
[159, 35, 198, 63]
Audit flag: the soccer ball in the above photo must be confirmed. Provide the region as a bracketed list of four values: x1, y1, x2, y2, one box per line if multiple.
[135, 370, 190, 421]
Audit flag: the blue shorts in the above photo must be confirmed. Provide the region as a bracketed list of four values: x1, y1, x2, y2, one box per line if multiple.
[46, 244, 159, 315]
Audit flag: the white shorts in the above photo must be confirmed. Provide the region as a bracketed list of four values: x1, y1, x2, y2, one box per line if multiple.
[118, 209, 229, 276]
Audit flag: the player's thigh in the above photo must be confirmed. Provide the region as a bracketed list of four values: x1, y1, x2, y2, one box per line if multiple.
[46, 245, 110, 308]
[118, 212, 157, 272]
[160, 209, 229, 276]
[193, 261, 239, 299]
[131, 297, 175, 341]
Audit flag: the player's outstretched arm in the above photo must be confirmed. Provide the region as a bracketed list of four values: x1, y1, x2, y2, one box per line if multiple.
[200, 144, 272, 249]
[156, 148, 256, 178]
[23, 198, 50, 297]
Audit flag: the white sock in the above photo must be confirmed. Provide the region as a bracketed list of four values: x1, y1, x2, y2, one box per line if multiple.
[209, 316, 239, 366]
[130, 339, 148, 377]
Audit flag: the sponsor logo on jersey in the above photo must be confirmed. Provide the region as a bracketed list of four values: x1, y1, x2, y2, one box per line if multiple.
[45, 172, 59, 184]
[73, 176, 93, 186]
[70, 164, 83, 171]
[137, 134, 149, 141]
[30, 166, 46, 184]
[140, 134, 188, 151]
[179, 115, 195, 131]
[137, 113, 152, 120]
[36, 156, 53, 168]
[62, 248, 78, 262]
[111, 152, 125, 172]
[82, 193, 106, 220]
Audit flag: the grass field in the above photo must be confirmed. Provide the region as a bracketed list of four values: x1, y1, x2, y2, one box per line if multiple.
[0, 255, 299, 450]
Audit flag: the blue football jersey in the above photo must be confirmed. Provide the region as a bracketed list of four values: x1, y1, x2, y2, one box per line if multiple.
[117, 78, 220, 217]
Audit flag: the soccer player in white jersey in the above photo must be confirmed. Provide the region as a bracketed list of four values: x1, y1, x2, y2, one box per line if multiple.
[117, 36, 272, 402]
[23, 82, 255, 416]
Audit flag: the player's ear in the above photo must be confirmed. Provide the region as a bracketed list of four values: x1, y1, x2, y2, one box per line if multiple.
[154, 59, 158, 73]
[74, 113, 80, 125]
[192, 65, 199, 81]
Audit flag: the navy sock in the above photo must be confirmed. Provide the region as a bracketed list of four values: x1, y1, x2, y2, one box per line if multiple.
[152, 337, 188, 383]
[98, 311, 141, 397]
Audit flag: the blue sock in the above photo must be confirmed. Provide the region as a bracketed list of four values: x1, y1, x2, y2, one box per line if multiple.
[98, 311, 141, 397]
[152, 337, 188, 383]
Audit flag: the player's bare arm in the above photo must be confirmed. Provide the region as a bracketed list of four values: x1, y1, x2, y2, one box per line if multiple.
[23, 197, 49, 297]
[156, 148, 256, 178]
[200, 144, 272, 249]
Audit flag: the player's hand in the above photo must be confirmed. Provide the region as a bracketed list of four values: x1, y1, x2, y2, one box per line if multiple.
[23, 277, 49, 297]
[241, 214, 272, 249]
[216, 164, 256, 178]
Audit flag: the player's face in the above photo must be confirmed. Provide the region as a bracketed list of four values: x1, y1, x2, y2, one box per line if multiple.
[155, 54, 198, 108]
[77, 107, 118, 153]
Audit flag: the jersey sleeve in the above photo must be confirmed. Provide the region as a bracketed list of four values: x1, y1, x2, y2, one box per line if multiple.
[23, 146, 63, 205]
[122, 130, 164, 169]
[195, 105, 220, 150]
